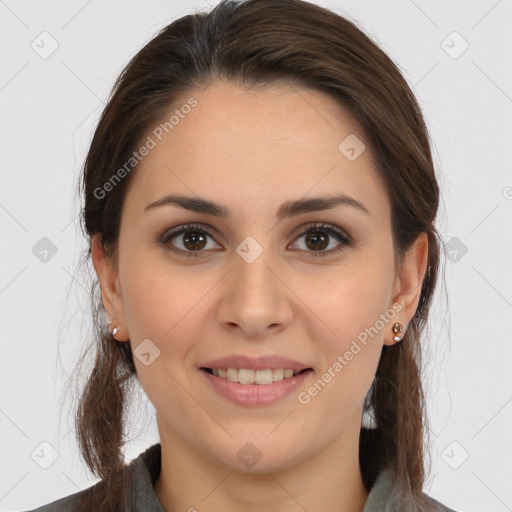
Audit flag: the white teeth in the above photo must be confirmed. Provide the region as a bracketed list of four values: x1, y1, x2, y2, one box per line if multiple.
[255, 369, 273, 385]
[210, 367, 305, 384]
[238, 369, 254, 384]
[272, 369, 284, 381]
[226, 368, 238, 382]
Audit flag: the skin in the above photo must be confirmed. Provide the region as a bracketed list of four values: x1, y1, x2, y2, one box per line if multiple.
[92, 79, 428, 512]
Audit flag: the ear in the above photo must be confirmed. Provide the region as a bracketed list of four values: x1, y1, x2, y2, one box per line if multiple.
[91, 234, 130, 342]
[384, 231, 429, 347]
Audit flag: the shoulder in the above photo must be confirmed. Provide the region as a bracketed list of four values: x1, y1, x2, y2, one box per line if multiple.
[18, 443, 163, 512]
[423, 492, 461, 512]
[364, 466, 462, 512]
[17, 482, 101, 512]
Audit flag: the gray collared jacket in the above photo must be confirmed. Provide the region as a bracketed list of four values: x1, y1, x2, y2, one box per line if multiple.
[22, 444, 460, 511]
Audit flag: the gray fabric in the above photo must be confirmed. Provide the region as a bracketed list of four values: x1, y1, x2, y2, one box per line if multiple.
[22, 443, 459, 511]
[362, 464, 459, 512]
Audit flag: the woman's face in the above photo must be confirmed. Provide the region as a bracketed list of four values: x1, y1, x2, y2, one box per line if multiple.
[93, 79, 426, 472]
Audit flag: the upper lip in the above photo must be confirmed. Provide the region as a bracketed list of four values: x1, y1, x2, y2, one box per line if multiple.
[199, 355, 312, 371]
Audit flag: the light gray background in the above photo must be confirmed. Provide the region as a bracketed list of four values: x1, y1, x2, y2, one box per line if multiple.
[1, 0, 511, 510]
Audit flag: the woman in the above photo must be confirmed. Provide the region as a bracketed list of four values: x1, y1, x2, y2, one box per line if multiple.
[25, 0, 460, 510]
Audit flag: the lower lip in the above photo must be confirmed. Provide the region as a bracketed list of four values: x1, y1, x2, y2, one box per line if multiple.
[199, 368, 313, 406]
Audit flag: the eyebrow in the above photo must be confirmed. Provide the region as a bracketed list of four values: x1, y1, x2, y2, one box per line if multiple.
[144, 193, 370, 220]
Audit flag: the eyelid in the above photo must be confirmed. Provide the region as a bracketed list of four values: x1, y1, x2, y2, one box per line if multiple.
[160, 222, 223, 253]
[160, 221, 353, 257]
[289, 222, 353, 257]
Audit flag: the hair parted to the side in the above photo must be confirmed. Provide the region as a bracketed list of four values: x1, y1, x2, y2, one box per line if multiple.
[70, 0, 443, 509]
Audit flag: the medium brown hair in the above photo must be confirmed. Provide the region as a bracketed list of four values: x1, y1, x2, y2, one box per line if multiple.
[70, 0, 443, 509]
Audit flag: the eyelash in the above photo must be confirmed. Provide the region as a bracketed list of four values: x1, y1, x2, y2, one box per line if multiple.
[160, 222, 353, 258]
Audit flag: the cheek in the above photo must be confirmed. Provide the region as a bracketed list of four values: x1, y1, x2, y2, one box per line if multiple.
[303, 260, 394, 345]
[119, 248, 206, 340]
[300, 271, 389, 417]
[122, 276, 175, 341]
[298, 251, 394, 405]
[123, 264, 205, 421]
[119, 255, 215, 389]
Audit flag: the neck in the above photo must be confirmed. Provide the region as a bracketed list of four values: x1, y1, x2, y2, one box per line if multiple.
[154, 414, 369, 512]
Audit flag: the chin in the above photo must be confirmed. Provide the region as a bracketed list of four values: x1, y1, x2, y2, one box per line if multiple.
[207, 438, 307, 475]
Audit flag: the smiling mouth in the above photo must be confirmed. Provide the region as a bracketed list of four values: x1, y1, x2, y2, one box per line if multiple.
[200, 367, 313, 385]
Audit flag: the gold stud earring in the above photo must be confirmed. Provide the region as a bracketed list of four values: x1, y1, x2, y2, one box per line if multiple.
[392, 322, 404, 343]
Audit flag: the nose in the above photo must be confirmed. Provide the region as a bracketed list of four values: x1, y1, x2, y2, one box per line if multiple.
[217, 246, 293, 339]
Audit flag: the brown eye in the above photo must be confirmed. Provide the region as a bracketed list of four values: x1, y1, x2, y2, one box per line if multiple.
[161, 223, 220, 257]
[182, 230, 207, 251]
[304, 230, 329, 251]
[161, 222, 353, 259]
[291, 223, 353, 257]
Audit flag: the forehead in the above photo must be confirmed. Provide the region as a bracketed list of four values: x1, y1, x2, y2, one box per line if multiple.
[123, 79, 389, 221]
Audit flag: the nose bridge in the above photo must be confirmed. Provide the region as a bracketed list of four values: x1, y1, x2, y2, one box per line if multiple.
[233, 234, 280, 304]
[217, 232, 293, 334]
